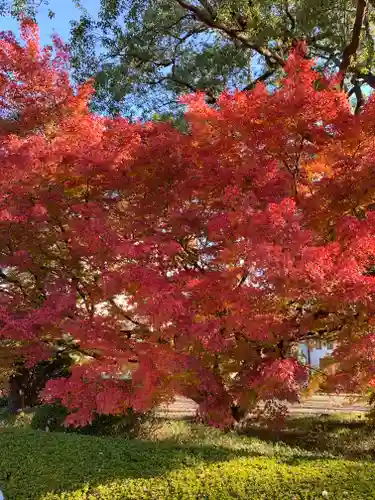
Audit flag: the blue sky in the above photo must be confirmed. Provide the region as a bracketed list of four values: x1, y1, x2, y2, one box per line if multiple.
[0, 0, 99, 46]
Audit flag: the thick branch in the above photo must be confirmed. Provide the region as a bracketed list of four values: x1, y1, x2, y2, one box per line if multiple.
[198, 0, 214, 15]
[174, 0, 285, 66]
[284, 0, 296, 33]
[348, 80, 364, 114]
[354, 68, 375, 88]
[339, 0, 366, 79]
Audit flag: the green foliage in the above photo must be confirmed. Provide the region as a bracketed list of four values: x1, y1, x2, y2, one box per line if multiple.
[3, 0, 374, 118]
[0, 396, 7, 408]
[0, 0, 49, 18]
[243, 413, 375, 460]
[0, 422, 375, 499]
[30, 403, 155, 437]
[78, 408, 154, 438]
[0, 415, 375, 499]
[31, 403, 69, 432]
[0, 408, 34, 428]
[70, 0, 256, 117]
[69, 0, 374, 118]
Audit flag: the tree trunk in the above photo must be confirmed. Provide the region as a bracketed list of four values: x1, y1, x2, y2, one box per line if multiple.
[7, 373, 26, 414]
[231, 404, 246, 422]
[6, 354, 72, 413]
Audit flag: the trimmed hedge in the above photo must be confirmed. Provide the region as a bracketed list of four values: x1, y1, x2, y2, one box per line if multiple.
[1, 428, 375, 499]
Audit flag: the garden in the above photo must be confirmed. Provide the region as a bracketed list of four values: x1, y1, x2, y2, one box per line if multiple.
[1, 409, 375, 499]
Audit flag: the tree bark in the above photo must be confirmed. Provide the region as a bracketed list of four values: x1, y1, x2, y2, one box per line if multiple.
[6, 355, 72, 413]
[231, 404, 246, 422]
[7, 372, 26, 414]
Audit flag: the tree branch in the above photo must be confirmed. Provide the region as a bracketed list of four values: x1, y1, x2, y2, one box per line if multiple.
[235, 271, 249, 289]
[354, 67, 375, 89]
[174, 0, 285, 67]
[0, 269, 28, 299]
[108, 298, 143, 327]
[348, 79, 364, 114]
[242, 68, 277, 91]
[339, 0, 366, 80]
[169, 58, 217, 103]
[308, 31, 335, 44]
[197, 0, 214, 15]
[284, 0, 296, 33]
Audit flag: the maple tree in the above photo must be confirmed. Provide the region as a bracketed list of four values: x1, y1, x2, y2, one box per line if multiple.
[0, 21, 374, 427]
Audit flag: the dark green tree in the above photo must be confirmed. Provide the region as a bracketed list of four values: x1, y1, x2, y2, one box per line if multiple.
[69, 0, 375, 118]
[0, 0, 50, 18]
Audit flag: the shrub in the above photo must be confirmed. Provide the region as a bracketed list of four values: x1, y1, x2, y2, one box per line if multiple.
[31, 403, 68, 432]
[1, 410, 34, 429]
[31, 403, 155, 437]
[78, 408, 153, 438]
[0, 396, 7, 408]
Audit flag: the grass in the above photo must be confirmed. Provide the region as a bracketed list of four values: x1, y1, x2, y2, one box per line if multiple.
[242, 412, 375, 460]
[0, 411, 375, 499]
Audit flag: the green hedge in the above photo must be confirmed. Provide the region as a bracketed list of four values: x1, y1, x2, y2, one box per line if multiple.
[1, 428, 375, 499]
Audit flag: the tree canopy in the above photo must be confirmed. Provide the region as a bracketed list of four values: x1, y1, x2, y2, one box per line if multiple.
[0, 22, 374, 427]
[68, 0, 375, 118]
[0, 0, 50, 19]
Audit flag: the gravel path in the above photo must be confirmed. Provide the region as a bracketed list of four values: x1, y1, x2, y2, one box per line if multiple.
[157, 394, 368, 419]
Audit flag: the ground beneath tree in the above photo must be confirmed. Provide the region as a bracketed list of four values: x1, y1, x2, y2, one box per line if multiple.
[157, 394, 368, 419]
